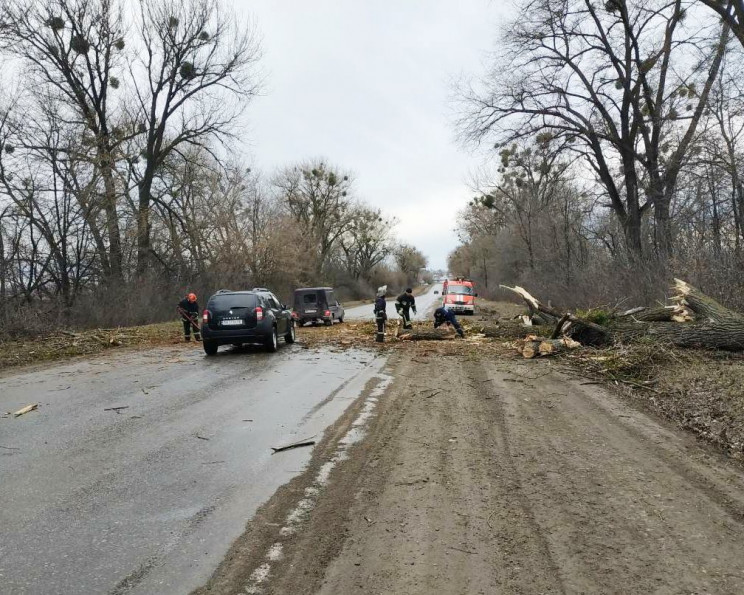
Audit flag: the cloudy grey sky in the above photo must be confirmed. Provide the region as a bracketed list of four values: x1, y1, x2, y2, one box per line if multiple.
[234, 0, 514, 270]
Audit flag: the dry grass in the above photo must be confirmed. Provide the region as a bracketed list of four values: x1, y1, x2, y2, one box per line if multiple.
[0, 322, 183, 372]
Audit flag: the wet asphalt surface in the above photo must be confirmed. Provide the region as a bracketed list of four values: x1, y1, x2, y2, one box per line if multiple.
[0, 341, 385, 594]
[344, 283, 443, 321]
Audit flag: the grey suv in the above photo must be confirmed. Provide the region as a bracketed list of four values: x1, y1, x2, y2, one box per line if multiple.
[201, 289, 295, 355]
[292, 287, 345, 326]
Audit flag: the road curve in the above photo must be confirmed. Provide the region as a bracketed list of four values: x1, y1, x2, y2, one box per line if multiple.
[0, 342, 385, 594]
[344, 283, 443, 322]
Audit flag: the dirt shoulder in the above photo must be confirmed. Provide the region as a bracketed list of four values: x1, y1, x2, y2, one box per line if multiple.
[195, 345, 744, 594]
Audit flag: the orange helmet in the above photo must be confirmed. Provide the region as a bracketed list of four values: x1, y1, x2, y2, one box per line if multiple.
[187, 293, 197, 302]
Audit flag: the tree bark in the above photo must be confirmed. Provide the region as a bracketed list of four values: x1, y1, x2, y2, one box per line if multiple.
[397, 329, 455, 341]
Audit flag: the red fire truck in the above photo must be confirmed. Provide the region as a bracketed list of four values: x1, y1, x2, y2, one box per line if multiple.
[442, 277, 477, 315]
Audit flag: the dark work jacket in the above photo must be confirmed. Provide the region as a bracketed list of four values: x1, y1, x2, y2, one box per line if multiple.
[374, 296, 387, 313]
[433, 307, 457, 327]
[396, 293, 416, 311]
[178, 298, 199, 319]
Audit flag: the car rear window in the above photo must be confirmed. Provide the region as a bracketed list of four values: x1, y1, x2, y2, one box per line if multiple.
[209, 294, 257, 312]
[302, 294, 318, 304]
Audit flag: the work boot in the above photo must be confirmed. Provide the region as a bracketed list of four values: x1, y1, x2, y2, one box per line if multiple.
[195, 335, 202, 342]
[184, 336, 191, 342]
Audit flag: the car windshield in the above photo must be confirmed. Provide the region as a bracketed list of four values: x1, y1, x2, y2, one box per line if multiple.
[209, 294, 256, 312]
[447, 285, 473, 295]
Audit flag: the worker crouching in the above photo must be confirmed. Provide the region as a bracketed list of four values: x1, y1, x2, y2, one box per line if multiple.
[434, 306, 465, 338]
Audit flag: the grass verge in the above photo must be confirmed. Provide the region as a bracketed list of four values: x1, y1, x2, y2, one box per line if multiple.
[0, 322, 183, 372]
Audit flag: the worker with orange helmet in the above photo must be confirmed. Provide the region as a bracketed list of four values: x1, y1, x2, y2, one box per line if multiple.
[177, 292, 201, 342]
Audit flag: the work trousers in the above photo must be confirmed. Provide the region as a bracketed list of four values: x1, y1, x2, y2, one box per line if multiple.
[182, 318, 201, 341]
[397, 306, 412, 329]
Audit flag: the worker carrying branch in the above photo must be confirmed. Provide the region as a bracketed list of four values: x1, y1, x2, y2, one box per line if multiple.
[395, 288, 416, 330]
[433, 306, 465, 338]
[177, 292, 201, 342]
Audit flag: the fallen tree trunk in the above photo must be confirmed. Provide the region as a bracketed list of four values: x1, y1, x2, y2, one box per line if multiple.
[478, 322, 529, 339]
[673, 278, 736, 322]
[506, 279, 744, 351]
[500, 284, 611, 346]
[397, 329, 455, 341]
[612, 320, 744, 350]
[615, 305, 693, 323]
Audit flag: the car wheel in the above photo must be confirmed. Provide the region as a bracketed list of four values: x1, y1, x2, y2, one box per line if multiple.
[338, 316, 344, 323]
[285, 321, 296, 344]
[266, 326, 279, 352]
[203, 341, 218, 356]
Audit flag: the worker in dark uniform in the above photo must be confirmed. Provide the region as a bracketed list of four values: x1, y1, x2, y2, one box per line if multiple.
[434, 306, 465, 338]
[373, 286, 387, 342]
[177, 292, 201, 341]
[395, 288, 416, 329]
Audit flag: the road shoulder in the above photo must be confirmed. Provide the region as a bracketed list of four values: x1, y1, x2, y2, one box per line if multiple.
[199, 349, 744, 594]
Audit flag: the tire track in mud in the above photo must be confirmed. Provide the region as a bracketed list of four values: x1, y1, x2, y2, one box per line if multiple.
[467, 358, 567, 594]
[194, 350, 744, 595]
[484, 359, 744, 594]
[311, 355, 566, 595]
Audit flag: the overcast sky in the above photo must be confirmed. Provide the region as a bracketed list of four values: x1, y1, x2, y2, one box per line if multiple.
[234, 0, 514, 270]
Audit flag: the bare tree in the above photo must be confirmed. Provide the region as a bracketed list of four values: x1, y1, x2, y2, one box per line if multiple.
[1, 0, 129, 281]
[461, 0, 729, 263]
[273, 159, 355, 277]
[394, 244, 427, 287]
[699, 0, 744, 47]
[474, 135, 574, 270]
[129, 0, 261, 275]
[339, 206, 395, 282]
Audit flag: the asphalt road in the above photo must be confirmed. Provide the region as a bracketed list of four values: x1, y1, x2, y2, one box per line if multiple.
[344, 283, 443, 322]
[0, 342, 385, 594]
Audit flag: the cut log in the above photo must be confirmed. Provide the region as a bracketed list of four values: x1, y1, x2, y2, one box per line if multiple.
[513, 334, 545, 359]
[521, 339, 542, 359]
[538, 337, 581, 356]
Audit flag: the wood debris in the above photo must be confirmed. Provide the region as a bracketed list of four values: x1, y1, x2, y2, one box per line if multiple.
[13, 403, 38, 417]
[271, 439, 316, 454]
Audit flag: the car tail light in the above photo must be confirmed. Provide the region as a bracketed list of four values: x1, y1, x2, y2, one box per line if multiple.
[324, 310, 331, 317]
[202, 309, 210, 323]
[291, 311, 299, 319]
[254, 306, 264, 321]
